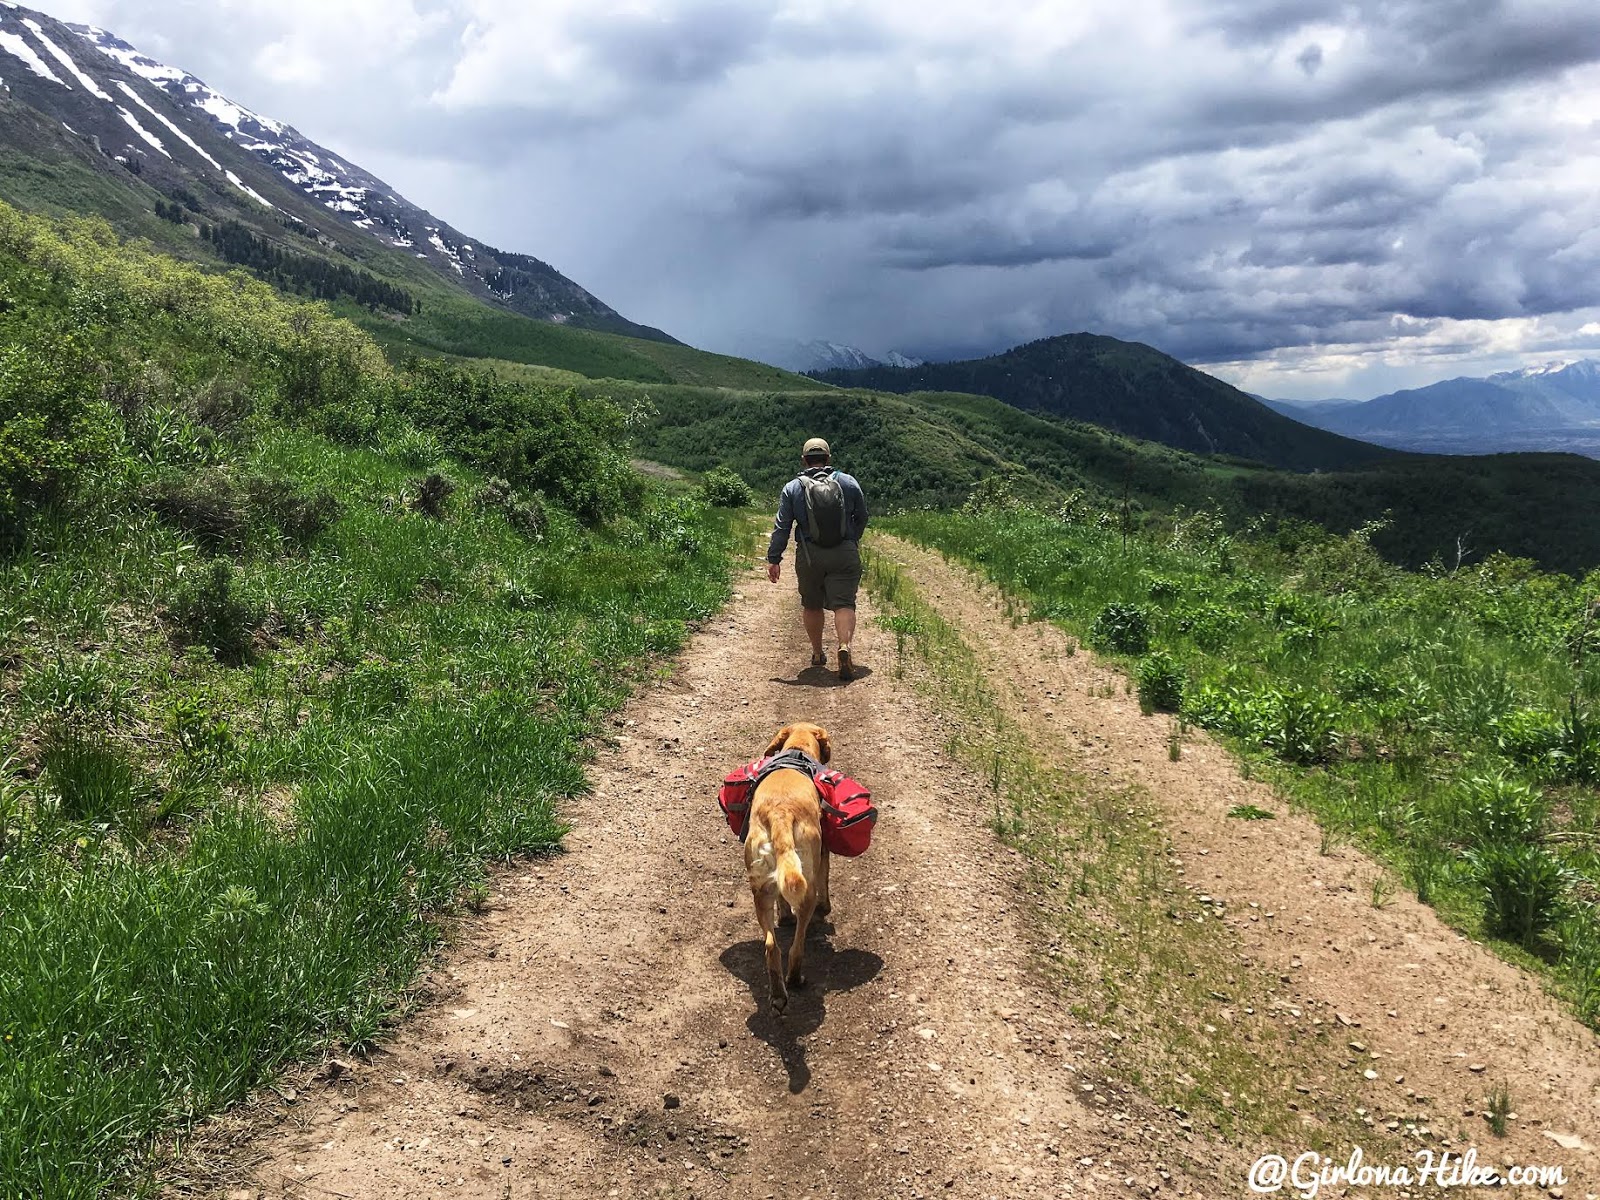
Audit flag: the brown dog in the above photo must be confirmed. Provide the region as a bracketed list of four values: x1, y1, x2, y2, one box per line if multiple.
[746, 722, 833, 1014]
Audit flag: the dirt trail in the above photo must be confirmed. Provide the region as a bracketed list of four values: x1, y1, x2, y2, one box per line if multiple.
[222, 535, 1600, 1199]
[233, 544, 1189, 1200]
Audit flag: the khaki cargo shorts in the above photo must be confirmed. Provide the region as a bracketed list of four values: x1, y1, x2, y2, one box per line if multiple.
[794, 540, 861, 611]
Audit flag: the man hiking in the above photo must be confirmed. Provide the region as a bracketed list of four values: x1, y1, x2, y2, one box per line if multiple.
[766, 437, 869, 681]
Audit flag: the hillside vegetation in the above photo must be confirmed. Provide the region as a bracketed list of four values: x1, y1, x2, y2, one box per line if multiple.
[629, 383, 1600, 574]
[891, 501, 1600, 1027]
[814, 331, 1394, 471]
[0, 200, 735, 1197]
[0, 101, 824, 394]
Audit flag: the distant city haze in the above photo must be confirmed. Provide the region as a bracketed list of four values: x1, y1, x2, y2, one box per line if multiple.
[34, 0, 1600, 399]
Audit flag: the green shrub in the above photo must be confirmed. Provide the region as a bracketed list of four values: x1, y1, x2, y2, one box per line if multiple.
[380, 423, 446, 469]
[1137, 650, 1184, 713]
[1174, 602, 1235, 651]
[1145, 574, 1183, 602]
[1090, 602, 1151, 654]
[1456, 771, 1547, 846]
[390, 360, 641, 524]
[0, 334, 115, 527]
[1469, 842, 1569, 947]
[475, 476, 546, 538]
[144, 471, 339, 550]
[1495, 708, 1562, 766]
[169, 560, 262, 665]
[699, 465, 755, 508]
[643, 494, 707, 557]
[1266, 691, 1343, 765]
[1549, 705, 1600, 784]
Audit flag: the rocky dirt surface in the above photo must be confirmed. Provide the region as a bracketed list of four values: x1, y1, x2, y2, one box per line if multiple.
[209, 533, 1599, 1199]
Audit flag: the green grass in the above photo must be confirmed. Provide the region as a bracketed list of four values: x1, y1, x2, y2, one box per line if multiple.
[0, 198, 738, 1196]
[0, 430, 734, 1198]
[887, 503, 1600, 1027]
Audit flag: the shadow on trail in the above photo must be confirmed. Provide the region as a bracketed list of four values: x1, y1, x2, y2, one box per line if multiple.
[768, 664, 875, 689]
[719, 929, 884, 1094]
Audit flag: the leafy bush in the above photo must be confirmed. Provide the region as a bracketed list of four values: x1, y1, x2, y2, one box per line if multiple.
[1549, 705, 1600, 784]
[1090, 602, 1151, 654]
[1186, 683, 1341, 764]
[643, 494, 708, 557]
[0, 333, 114, 528]
[390, 360, 641, 524]
[1144, 574, 1183, 602]
[169, 560, 262, 665]
[1266, 691, 1343, 765]
[1455, 771, 1547, 846]
[1493, 708, 1562, 769]
[1137, 650, 1185, 713]
[476, 476, 547, 539]
[1174, 602, 1236, 651]
[699, 465, 755, 508]
[244, 476, 340, 545]
[1469, 841, 1569, 947]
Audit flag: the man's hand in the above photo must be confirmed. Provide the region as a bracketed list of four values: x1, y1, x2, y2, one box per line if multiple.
[767, 561, 781, 584]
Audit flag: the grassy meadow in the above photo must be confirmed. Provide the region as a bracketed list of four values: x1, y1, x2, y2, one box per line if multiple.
[888, 501, 1600, 1026]
[0, 201, 736, 1196]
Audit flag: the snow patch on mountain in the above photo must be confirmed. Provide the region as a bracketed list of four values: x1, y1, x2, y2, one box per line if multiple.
[114, 80, 214, 165]
[22, 17, 108, 98]
[115, 106, 169, 157]
[223, 169, 272, 209]
[75, 24, 182, 85]
[0, 27, 66, 86]
[428, 229, 465, 274]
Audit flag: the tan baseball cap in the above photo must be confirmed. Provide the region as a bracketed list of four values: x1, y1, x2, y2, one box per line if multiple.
[803, 437, 831, 457]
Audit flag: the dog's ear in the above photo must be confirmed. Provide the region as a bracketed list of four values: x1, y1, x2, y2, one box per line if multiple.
[815, 727, 832, 764]
[764, 725, 793, 758]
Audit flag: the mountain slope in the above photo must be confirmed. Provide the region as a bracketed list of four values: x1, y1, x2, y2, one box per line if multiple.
[0, 3, 670, 341]
[815, 332, 1393, 471]
[1273, 360, 1600, 455]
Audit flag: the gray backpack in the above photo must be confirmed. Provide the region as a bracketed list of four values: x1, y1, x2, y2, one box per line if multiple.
[799, 469, 847, 548]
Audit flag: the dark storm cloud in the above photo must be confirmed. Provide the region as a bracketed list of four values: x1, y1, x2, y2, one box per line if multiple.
[571, 2, 774, 88]
[39, 0, 1600, 395]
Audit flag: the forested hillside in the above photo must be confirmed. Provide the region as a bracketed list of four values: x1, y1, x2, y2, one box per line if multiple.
[632, 384, 1600, 574]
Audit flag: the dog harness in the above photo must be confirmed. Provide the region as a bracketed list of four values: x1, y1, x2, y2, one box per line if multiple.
[717, 751, 878, 857]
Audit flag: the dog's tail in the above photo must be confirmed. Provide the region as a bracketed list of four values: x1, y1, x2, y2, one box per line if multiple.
[770, 811, 808, 912]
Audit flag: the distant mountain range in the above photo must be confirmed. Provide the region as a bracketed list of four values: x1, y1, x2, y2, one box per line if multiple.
[0, 4, 671, 340]
[735, 337, 923, 374]
[815, 332, 1393, 472]
[1264, 361, 1600, 456]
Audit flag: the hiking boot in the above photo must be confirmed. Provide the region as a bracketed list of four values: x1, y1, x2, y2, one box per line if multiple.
[810, 651, 826, 668]
[838, 646, 854, 681]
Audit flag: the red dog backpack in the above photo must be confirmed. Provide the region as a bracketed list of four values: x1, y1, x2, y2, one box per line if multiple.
[717, 756, 877, 857]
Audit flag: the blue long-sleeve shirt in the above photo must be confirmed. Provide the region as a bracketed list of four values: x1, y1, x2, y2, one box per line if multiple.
[767, 470, 869, 563]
